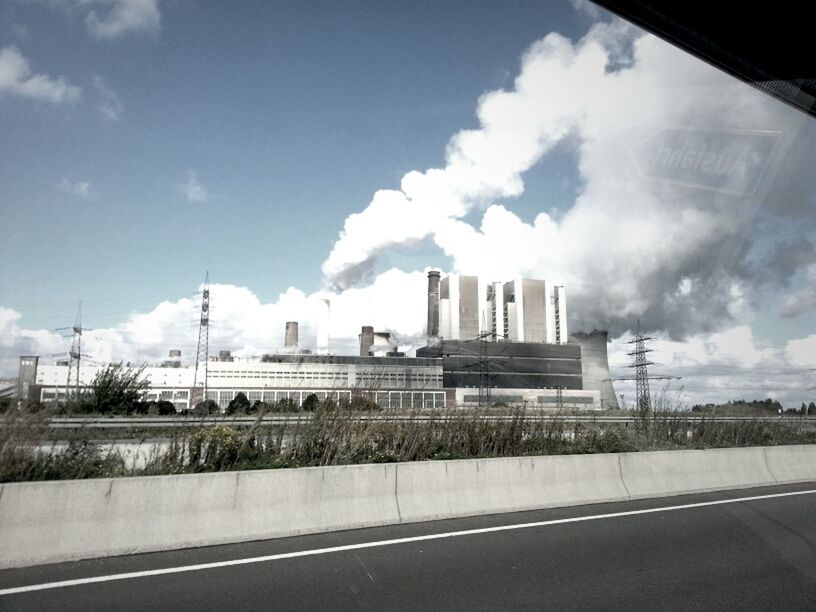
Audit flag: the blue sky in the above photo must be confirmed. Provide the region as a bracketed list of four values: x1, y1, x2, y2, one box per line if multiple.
[0, 0, 586, 328]
[1, 1, 814, 404]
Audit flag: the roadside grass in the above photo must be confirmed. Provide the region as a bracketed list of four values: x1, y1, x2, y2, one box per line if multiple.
[2, 404, 815, 482]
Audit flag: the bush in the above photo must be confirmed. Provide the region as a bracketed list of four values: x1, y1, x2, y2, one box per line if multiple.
[194, 399, 220, 416]
[84, 363, 150, 414]
[342, 396, 381, 412]
[227, 392, 251, 415]
[157, 400, 176, 416]
[301, 394, 320, 412]
[188, 425, 240, 470]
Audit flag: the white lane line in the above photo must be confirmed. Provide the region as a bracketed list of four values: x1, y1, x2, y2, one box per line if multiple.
[2, 488, 814, 597]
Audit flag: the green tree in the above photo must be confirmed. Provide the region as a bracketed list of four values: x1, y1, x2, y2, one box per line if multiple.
[227, 392, 251, 415]
[194, 399, 220, 415]
[86, 363, 150, 414]
[808, 402, 816, 416]
[301, 393, 320, 412]
[157, 400, 176, 415]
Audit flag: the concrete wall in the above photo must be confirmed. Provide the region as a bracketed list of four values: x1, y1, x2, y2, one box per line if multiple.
[1, 445, 814, 568]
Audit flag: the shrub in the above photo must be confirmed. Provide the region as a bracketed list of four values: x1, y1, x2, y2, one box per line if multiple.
[157, 400, 176, 416]
[194, 399, 220, 416]
[301, 394, 320, 412]
[227, 393, 251, 415]
[84, 363, 150, 414]
[188, 425, 240, 470]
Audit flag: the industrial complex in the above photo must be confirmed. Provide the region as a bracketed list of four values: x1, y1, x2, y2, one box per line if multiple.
[15, 272, 619, 411]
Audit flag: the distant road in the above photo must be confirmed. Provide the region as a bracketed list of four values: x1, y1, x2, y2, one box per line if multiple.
[1, 483, 815, 611]
[7, 414, 816, 429]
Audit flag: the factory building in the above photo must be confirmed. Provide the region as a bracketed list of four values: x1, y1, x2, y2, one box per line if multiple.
[432, 274, 567, 344]
[23, 352, 446, 412]
[421, 271, 611, 409]
[13, 273, 616, 412]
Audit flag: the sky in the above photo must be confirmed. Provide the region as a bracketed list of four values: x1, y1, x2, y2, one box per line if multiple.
[0, 0, 814, 406]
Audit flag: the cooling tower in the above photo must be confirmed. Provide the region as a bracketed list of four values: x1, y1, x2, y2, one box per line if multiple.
[568, 330, 620, 410]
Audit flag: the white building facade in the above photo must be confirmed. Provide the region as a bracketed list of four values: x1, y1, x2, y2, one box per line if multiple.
[31, 354, 446, 412]
[435, 274, 568, 344]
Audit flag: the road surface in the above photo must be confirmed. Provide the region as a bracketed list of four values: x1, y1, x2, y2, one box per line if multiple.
[1, 482, 815, 610]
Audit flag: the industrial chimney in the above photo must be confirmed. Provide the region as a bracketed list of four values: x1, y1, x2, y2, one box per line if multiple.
[316, 298, 330, 355]
[427, 270, 441, 340]
[359, 325, 375, 357]
[285, 321, 299, 349]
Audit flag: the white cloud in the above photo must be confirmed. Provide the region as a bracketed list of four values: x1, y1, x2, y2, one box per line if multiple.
[93, 75, 124, 122]
[321, 22, 810, 340]
[608, 325, 816, 407]
[786, 334, 816, 368]
[58, 179, 92, 197]
[0, 46, 81, 104]
[83, 0, 161, 40]
[0, 308, 65, 376]
[180, 171, 209, 203]
[0, 270, 428, 375]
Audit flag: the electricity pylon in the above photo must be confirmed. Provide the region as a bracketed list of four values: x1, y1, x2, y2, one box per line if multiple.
[191, 272, 210, 407]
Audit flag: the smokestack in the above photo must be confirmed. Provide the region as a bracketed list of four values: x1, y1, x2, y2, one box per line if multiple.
[359, 325, 375, 357]
[285, 321, 299, 348]
[427, 270, 440, 339]
[316, 298, 330, 355]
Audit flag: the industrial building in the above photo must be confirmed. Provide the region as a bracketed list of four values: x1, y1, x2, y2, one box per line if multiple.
[21, 351, 446, 412]
[13, 270, 617, 412]
[428, 273, 568, 344]
[420, 271, 612, 409]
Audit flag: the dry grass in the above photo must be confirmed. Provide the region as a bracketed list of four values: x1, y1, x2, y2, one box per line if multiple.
[2, 403, 814, 482]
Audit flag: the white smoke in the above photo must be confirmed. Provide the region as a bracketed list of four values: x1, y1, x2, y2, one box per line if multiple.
[321, 20, 812, 338]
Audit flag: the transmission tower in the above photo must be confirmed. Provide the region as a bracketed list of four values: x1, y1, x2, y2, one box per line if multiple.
[192, 272, 210, 407]
[56, 302, 91, 398]
[627, 320, 656, 414]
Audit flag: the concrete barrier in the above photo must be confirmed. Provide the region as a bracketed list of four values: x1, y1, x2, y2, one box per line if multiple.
[0, 463, 400, 569]
[396, 454, 629, 523]
[1, 445, 814, 568]
[763, 445, 816, 483]
[619, 447, 776, 499]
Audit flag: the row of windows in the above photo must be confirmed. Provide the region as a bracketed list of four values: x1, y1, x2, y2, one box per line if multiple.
[201, 389, 447, 410]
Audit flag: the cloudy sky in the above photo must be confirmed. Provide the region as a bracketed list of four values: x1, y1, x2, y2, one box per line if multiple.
[1, 0, 814, 406]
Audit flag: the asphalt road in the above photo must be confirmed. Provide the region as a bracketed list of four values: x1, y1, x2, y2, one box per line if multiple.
[1, 482, 815, 611]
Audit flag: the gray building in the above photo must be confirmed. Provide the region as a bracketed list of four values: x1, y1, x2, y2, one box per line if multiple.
[417, 340, 583, 390]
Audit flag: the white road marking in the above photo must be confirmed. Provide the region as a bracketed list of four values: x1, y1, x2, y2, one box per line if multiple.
[2, 488, 814, 597]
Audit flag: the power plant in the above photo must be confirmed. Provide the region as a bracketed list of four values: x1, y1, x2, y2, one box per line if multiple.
[15, 270, 618, 411]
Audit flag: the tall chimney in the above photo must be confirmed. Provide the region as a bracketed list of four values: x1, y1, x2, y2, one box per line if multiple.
[285, 321, 299, 348]
[316, 298, 330, 355]
[359, 325, 375, 357]
[427, 270, 441, 339]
